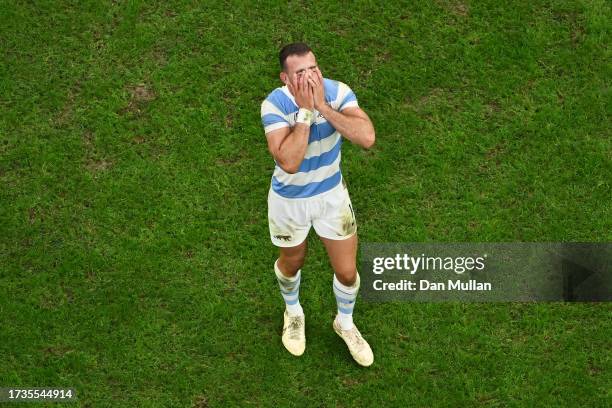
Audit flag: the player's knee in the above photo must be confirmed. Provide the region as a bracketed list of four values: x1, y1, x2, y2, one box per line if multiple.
[334, 266, 357, 286]
[278, 253, 306, 275]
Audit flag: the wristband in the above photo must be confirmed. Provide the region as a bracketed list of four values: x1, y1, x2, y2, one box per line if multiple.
[296, 108, 314, 126]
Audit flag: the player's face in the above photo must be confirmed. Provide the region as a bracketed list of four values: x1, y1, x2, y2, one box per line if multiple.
[282, 52, 322, 88]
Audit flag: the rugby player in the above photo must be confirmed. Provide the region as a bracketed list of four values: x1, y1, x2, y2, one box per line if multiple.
[260, 43, 375, 366]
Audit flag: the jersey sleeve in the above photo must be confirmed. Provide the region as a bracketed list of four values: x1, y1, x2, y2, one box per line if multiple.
[261, 98, 290, 134]
[337, 82, 359, 112]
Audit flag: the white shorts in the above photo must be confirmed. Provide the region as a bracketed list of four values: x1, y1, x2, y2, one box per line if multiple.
[268, 178, 357, 247]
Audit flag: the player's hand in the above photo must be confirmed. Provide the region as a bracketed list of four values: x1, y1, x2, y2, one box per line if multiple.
[287, 72, 314, 111]
[307, 68, 326, 110]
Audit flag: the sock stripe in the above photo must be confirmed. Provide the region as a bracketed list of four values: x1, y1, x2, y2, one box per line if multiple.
[284, 297, 300, 305]
[332, 284, 355, 297]
[338, 306, 353, 314]
[334, 295, 355, 304]
[280, 287, 298, 295]
[282, 292, 299, 301]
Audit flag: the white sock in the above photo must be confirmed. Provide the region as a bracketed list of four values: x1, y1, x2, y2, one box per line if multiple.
[274, 259, 304, 317]
[333, 272, 360, 330]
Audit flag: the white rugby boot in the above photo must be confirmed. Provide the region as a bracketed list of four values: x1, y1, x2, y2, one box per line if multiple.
[333, 316, 374, 366]
[282, 310, 305, 356]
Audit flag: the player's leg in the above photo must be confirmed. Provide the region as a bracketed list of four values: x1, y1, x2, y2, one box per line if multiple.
[276, 239, 307, 277]
[268, 189, 310, 356]
[320, 233, 373, 366]
[320, 234, 359, 329]
[274, 240, 308, 356]
[275, 239, 307, 316]
[313, 182, 360, 328]
[314, 182, 373, 366]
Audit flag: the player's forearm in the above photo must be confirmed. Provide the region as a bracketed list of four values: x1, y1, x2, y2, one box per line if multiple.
[319, 104, 375, 149]
[276, 123, 310, 173]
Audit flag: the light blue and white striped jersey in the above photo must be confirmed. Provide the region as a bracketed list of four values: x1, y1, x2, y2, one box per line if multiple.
[261, 78, 359, 199]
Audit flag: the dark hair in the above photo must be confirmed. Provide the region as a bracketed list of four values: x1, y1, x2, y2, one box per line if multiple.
[279, 42, 312, 71]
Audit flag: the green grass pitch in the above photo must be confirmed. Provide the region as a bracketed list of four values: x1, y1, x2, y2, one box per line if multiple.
[1, 1, 610, 406]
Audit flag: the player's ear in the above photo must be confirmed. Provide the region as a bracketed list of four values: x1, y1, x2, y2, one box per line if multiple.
[280, 71, 288, 85]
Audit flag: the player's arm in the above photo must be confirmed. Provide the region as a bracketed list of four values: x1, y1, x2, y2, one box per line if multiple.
[308, 71, 375, 149]
[318, 105, 375, 149]
[265, 123, 310, 174]
[264, 73, 315, 174]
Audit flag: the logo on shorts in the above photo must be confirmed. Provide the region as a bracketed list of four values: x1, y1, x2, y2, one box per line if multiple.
[274, 235, 292, 242]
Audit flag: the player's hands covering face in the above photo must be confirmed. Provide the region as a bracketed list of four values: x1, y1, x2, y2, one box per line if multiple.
[287, 71, 314, 111]
[307, 68, 325, 110]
